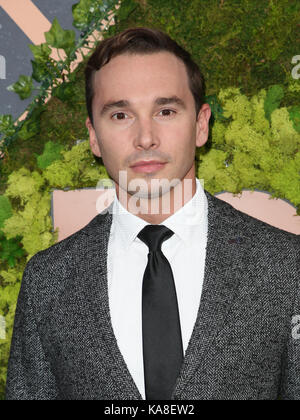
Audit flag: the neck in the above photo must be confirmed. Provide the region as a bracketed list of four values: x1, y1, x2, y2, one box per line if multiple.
[116, 174, 197, 225]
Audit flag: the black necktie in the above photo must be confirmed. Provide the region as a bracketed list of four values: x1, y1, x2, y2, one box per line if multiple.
[138, 225, 184, 400]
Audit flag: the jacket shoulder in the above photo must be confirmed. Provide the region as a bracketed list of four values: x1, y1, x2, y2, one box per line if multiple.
[20, 210, 112, 320]
[206, 191, 299, 298]
[29, 208, 112, 270]
[206, 191, 299, 244]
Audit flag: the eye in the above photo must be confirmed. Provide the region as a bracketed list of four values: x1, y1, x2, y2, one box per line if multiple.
[158, 109, 177, 117]
[111, 112, 129, 121]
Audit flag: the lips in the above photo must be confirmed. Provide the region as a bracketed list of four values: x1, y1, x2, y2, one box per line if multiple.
[131, 160, 165, 167]
[130, 161, 167, 174]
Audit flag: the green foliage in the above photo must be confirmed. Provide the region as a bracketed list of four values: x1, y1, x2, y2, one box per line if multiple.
[73, 0, 103, 30]
[43, 140, 109, 188]
[7, 75, 34, 100]
[29, 43, 52, 62]
[264, 85, 284, 121]
[30, 43, 63, 84]
[30, 43, 53, 82]
[0, 115, 15, 138]
[116, 0, 300, 98]
[2, 140, 108, 257]
[0, 266, 23, 399]
[4, 167, 45, 207]
[289, 106, 300, 133]
[52, 81, 77, 102]
[36, 141, 65, 169]
[197, 87, 300, 214]
[270, 151, 300, 211]
[116, 0, 138, 21]
[288, 81, 300, 94]
[206, 94, 228, 123]
[0, 232, 26, 268]
[31, 60, 48, 84]
[17, 117, 40, 141]
[45, 18, 76, 56]
[0, 67, 88, 196]
[0, 196, 12, 229]
[72, 0, 118, 31]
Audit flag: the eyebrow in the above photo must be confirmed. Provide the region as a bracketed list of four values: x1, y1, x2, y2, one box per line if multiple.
[100, 96, 187, 116]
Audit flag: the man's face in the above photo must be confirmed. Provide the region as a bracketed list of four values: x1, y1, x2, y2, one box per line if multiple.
[87, 52, 211, 199]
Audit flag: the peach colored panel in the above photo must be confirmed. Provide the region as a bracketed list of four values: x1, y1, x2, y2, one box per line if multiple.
[0, 0, 51, 44]
[217, 190, 300, 235]
[52, 189, 115, 242]
[52, 189, 299, 242]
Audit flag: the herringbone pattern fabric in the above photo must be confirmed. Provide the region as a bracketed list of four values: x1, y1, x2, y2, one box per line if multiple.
[5, 191, 300, 400]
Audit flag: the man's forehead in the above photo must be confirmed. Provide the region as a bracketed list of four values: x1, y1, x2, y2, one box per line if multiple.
[94, 52, 189, 87]
[93, 54, 191, 105]
[99, 50, 185, 71]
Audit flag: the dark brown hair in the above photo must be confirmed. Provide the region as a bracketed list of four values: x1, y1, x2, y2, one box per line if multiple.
[85, 27, 206, 124]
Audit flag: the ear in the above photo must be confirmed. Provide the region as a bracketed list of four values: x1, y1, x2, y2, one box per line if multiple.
[86, 117, 101, 158]
[195, 103, 211, 148]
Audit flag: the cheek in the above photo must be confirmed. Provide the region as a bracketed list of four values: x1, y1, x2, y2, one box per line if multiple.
[163, 121, 195, 154]
[99, 133, 132, 172]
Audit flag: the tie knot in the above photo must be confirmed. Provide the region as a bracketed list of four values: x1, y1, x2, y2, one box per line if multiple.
[137, 225, 174, 252]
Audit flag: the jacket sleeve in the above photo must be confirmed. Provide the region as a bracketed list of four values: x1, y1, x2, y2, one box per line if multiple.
[5, 260, 58, 400]
[280, 239, 300, 400]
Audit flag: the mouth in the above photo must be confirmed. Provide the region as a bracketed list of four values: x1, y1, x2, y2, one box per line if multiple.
[130, 161, 167, 174]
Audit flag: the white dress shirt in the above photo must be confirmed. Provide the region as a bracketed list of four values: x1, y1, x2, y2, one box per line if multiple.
[107, 177, 208, 399]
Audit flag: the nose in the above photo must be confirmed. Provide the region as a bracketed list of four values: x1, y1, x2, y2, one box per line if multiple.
[133, 116, 160, 150]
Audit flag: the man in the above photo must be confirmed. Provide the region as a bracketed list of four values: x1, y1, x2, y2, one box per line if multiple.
[6, 27, 300, 400]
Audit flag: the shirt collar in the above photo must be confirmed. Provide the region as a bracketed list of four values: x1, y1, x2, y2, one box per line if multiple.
[112, 178, 207, 248]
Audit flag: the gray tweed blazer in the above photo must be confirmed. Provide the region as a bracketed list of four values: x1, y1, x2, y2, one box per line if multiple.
[5, 191, 300, 400]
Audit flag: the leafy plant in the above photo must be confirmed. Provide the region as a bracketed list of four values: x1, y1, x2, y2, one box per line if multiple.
[17, 107, 44, 141]
[0, 116, 15, 138]
[289, 106, 300, 133]
[7, 76, 34, 100]
[206, 94, 228, 123]
[0, 266, 23, 400]
[0, 0, 120, 159]
[36, 141, 65, 169]
[197, 86, 300, 214]
[115, 0, 300, 100]
[0, 196, 12, 229]
[73, 0, 102, 31]
[264, 85, 285, 121]
[0, 232, 26, 268]
[45, 18, 76, 56]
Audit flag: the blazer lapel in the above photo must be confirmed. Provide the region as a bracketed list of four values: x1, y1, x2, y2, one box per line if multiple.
[172, 191, 247, 399]
[78, 203, 143, 400]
